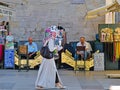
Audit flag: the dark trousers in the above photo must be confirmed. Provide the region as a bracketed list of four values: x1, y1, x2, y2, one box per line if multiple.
[55, 73, 59, 83]
[21, 52, 37, 59]
[56, 49, 63, 69]
[77, 51, 91, 60]
[28, 52, 37, 59]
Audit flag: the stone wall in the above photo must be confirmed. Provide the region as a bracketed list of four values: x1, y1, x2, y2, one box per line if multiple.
[1, 0, 105, 43]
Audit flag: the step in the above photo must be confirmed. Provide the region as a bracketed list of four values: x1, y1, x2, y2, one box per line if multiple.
[106, 74, 120, 78]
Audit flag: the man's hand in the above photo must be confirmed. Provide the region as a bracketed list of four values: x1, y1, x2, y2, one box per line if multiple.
[76, 51, 84, 58]
[85, 48, 88, 51]
[29, 54, 32, 58]
[28, 52, 34, 58]
[76, 51, 81, 55]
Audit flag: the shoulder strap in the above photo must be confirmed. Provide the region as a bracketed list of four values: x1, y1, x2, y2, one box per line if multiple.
[43, 40, 49, 46]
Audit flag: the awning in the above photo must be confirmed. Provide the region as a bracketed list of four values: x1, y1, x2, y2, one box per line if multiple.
[0, 2, 13, 17]
[85, 0, 120, 20]
[0, 2, 9, 7]
[0, 6, 13, 16]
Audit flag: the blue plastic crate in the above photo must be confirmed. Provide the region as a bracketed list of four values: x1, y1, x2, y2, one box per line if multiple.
[4, 49, 14, 68]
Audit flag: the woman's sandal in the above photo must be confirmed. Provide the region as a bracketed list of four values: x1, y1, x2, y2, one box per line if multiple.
[59, 86, 66, 89]
[56, 83, 66, 89]
[35, 86, 44, 90]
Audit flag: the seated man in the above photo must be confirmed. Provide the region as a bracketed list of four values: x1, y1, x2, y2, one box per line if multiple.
[76, 37, 92, 60]
[24, 37, 38, 59]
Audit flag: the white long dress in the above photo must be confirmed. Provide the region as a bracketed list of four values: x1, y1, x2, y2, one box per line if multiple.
[35, 38, 63, 88]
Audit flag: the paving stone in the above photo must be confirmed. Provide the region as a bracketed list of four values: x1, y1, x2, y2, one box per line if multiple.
[0, 83, 15, 90]
[0, 70, 120, 90]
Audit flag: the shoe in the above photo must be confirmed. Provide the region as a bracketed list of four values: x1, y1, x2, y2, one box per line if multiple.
[56, 86, 66, 89]
[55, 83, 66, 89]
[60, 86, 66, 89]
[35, 86, 44, 90]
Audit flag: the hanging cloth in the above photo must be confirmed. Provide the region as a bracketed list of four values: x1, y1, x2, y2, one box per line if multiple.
[113, 40, 116, 62]
[115, 42, 120, 60]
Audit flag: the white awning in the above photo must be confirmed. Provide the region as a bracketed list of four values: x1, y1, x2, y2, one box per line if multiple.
[0, 5, 13, 17]
[85, 0, 120, 20]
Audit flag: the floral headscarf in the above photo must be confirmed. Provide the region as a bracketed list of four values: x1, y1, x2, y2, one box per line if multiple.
[43, 27, 51, 43]
[43, 25, 57, 42]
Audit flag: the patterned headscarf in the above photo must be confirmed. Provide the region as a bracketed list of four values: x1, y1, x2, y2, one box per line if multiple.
[43, 25, 58, 43]
[43, 27, 51, 43]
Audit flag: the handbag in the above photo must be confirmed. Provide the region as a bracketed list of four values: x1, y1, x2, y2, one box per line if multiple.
[40, 45, 54, 59]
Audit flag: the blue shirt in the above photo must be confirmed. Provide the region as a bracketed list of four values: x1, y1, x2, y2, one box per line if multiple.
[25, 42, 38, 53]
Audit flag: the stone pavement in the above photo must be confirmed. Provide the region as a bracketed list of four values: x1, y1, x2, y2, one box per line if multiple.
[0, 69, 120, 90]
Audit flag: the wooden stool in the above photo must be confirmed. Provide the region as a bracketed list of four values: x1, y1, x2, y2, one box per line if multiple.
[18, 45, 29, 72]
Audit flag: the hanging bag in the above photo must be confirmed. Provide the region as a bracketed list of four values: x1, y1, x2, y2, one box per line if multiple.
[40, 42, 54, 59]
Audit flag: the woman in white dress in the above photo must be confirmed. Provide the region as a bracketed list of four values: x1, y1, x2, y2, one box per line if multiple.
[35, 27, 65, 89]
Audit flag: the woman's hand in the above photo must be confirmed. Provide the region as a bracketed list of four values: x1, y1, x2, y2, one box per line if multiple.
[43, 39, 50, 46]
